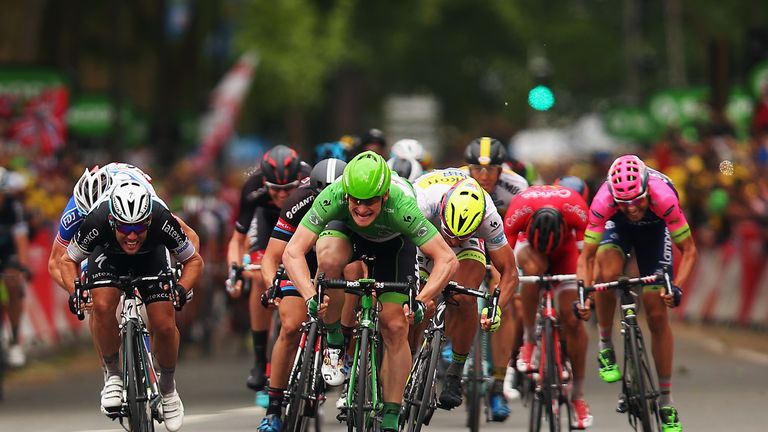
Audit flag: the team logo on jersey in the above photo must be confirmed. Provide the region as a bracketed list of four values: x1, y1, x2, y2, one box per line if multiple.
[95, 253, 107, 269]
[403, 215, 413, 223]
[417, 226, 429, 237]
[490, 220, 499, 229]
[61, 207, 80, 231]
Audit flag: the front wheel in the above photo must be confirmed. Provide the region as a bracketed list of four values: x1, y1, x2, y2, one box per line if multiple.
[126, 322, 154, 432]
[284, 324, 318, 432]
[626, 325, 661, 432]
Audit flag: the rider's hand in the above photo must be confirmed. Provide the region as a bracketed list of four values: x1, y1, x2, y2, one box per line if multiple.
[575, 297, 593, 321]
[305, 294, 329, 319]
[403, 300, 427, 325]
[662, 284, 683, 308]
[171, 283, 189, 310]
[68, 290, 83, 316]
[226, 264, 243, 298]
[480, 305, 502, 332]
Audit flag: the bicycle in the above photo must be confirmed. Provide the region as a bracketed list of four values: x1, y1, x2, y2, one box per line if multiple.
[400, 281, 499, 432]
[280, 267, 337, 432]
[320, 255, 417, 432]
[578, 272, 670, 432]
[520, 274, 577, 432]
[74, 266, 182, 432]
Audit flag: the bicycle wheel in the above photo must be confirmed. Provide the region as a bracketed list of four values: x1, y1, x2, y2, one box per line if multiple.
[354, 328, 370, 432]
[625, 325, 659, 432]
[466, 331, 482, 432]
[402, 335, 430, 431]
[413, 333, 442, 432]
[529, 385, 544, 432]
[284, 323, 318, 432]
[543, 320, 563, 432]
[126, 321, 154, 432]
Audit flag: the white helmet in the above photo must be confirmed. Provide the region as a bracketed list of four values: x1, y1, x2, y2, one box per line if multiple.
[391, 139, 425, 162]
[74, 166, 113, 214]
[387, 157, 423, 182]
[109, 180, 153, 224]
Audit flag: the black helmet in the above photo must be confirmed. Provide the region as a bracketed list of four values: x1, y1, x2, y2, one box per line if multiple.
[360, 128, 386, 148]
[310, 158, 347, 193]
[554, 176, 590, 202]
[464, 137, 507, 165]
[387, 157, 423, 182]
[527, 207, 565, 254]
[260, 145, 302, 185]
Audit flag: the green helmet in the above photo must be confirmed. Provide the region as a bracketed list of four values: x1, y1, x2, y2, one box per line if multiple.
[342, 151, 391, 199]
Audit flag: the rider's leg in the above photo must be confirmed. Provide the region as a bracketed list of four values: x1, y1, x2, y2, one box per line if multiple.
[594, 245, 625, 383]
[90, 287, 123, 376]
[489, 265, 513, 385]
[379, 300, 411, 428]
[558, 286, 588, 396]
[247, 257, 271, 389]
[515, 244, 547, 371]
[3, 269, 25, 347]
[146, 300, 180, 395]
[266, 295, 305, 416]
[642, 288, 673, 403]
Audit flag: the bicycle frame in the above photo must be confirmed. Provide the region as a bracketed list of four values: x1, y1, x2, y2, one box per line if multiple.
[519, 274, 575, 432]
[579, 272, 669, 432]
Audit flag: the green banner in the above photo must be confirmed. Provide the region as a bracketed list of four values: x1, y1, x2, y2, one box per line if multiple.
[648, 87, 709, 127]
[749, 60, 768, 97]
[67, 95, 137, 138]
[603, 106, 658, 141]
[726, 87, 754, 139]
[0, 68, 67, 99]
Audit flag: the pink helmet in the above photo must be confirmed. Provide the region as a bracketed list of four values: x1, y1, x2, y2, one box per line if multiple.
[607, 155, 648, 200]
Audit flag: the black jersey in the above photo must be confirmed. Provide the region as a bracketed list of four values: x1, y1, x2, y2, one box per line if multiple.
[66, 198, 196, 263]
[0, 196, 27, 257]
[272, 178, 318, 273]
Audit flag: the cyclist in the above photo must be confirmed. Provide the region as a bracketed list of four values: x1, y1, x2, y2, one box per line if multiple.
[255, 158, 346, 432]
[460, 136, 529, 418]
[282, 151, 458, 432]
[503, 183, 593, 429]
[387, 157, 423, 182]
[390, 138, 432, 170]
[576, 155, 697, 432]
[59, 180, 203, 432]
[0, 167, 30, 367]
[315, 141, 348, 163]
[225, 145, 311, 391]
[412, 169, 519, 421]
[349, 128, 387, 158]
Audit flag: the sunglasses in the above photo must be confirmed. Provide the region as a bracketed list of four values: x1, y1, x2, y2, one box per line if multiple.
[265, 180, 300, 191]
[614, 191, 648, 208]
[347, 195, 383, 207]
[114, 221, 151, 235]
[440, 223, 473, 241]
[468, 164, 501, 174]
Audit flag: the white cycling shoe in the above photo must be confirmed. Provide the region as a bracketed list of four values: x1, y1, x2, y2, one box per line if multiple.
[321, 347, 346, 386]
[100, 375, 124, 413]
[503, 365, 521, 401]
[7, 344, 26, 367]
[162, 391, 184, 432]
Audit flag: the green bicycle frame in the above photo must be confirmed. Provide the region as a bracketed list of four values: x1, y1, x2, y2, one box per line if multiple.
[346, 282, 382, 416]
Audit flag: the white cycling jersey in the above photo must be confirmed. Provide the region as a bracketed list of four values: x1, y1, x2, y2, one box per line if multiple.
[413, 168, 507, 250]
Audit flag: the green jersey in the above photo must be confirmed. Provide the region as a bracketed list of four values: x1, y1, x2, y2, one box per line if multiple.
[300, 176, 438, 246]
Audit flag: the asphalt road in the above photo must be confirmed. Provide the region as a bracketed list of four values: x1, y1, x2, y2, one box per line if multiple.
[1, 322, 767, 432]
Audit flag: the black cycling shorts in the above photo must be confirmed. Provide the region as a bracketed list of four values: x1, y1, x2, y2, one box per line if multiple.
[86, 245, 173, 305]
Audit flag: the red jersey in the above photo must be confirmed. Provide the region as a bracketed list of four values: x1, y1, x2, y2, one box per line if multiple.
[503, 185, 589, 249]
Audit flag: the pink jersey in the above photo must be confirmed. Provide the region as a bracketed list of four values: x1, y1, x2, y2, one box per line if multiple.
[503, 185, 589, 249]
[584, 172, 691, 245]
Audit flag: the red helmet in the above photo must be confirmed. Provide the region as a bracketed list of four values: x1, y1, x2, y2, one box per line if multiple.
[527, 207, 565, 254]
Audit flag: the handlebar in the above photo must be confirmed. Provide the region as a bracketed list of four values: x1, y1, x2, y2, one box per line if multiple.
[260, 265, 287, 308]
[577, 272, 670, 310]
[441, 281, 501, 326]
[518, 274, 576, 284]
[228, 262, 261, 295]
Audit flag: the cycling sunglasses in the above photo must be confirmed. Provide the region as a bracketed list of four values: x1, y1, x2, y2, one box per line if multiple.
[468, 164, 501, 174]
[614, 191, 648, 208]
[114, 221, 151, 235]
[440, 223, 473, 241]
[347, 195, 383, 207]
[265, 180, 300, 191]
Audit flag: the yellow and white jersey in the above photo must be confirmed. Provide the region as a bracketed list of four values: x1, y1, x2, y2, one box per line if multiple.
[413, 168, 507, 250]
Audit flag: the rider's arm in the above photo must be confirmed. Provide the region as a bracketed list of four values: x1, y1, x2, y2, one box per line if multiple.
[415, 235, 458, 303]
[488, 244, 519, 308]
[262, 237, 287, 287]
[282, 225, 320, 301]
[48, 241, 68, 289]
[59, 251, 82, 294]
[576, 241, 599, 287]
[174, 215, 200, 252]
[177, 251, 204, 290]
[227, 230, 246, 266]
[672, 235, 697, 288]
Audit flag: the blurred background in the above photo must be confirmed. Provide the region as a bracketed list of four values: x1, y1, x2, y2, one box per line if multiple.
[1, 0, 768, 385]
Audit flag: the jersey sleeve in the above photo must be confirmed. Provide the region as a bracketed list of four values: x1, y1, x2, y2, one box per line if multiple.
[478, 201, 507, 251]
[299, 183, 342, 236]
[273, 187, 314, 242]
[155, 206, 196, 262]
[583, 183, 618, 245]
[647, 176, 692, 243]
[503, 195, 532, 248]
[10, 198, 28, 238]
[67, 203, 111, 263]
[393, 195, 438, 247]
[56, 196, 84, 247]
[235, 175, 266, 234]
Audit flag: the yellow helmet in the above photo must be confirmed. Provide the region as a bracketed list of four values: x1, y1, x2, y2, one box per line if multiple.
[440, 178, 486, 238]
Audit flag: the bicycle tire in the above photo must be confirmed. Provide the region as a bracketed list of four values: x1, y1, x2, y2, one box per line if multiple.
[543, 320, 563, 432]
[626, 325, 658, 432]
[354, 327, 370, 432]
[466, 331, 482, 432]
[284, 323, 318, 432]
[413, 333, 442, 432]
[126, 321, 154, 432]
[529, 383, 544, 432]
[402, 335, 430, 431]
